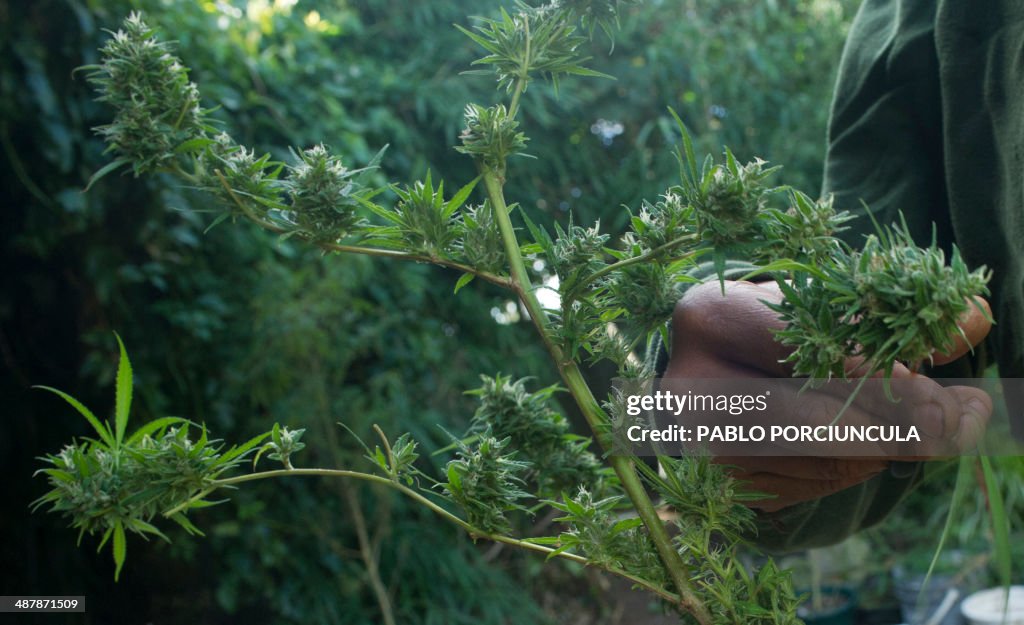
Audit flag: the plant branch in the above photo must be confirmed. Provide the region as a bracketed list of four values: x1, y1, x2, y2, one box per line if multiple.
[210, 169, 511, 288]
[569, 234, 700, 299]
[207, 467, 682, 605]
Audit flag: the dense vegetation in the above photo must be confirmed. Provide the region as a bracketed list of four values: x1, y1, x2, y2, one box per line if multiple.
[2, 1, 858, 622]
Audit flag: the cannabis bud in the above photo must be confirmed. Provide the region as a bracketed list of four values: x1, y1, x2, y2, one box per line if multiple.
[607, 262, 678, 333]
[770, 222, 992, 379]
[691, 154, 777, 247]
[439, 435, 531, 534]
[621, 191, 694, 255]
[456, 103, 528, 172]
[850, 229, 991, 365]
[255, 424, 306, 470]
[460, 201, 507, 274]
[549, 222, 609, 285]
[758, 191, 850, 263]
[199, 134, 278, 219]
[550, 488, 667, 586]
[388, 173, 463, 257]
[87, 12, 206, 173]
[284, 144, 365, 240]
[468, 375, 601, 497]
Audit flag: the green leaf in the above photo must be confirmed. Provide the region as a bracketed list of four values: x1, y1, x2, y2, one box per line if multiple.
[203, 211, 232, 234]
[979, 453, 1012, 588]
[185, 498, 228, 510]
[126, 417, 188, 444]
[114, 333, 133, 447]
[454, 24, 501, 55]
[214, 431, 272, 467]
[169, 513, 205, 536]
[610, 517, 644, 534]
[738, 259, 829, 282]
[173, 137, 215, 154]
[112, 521, 126, 581]
[444, 176, 480, 218]
[34, 386, 114, 448]
[454, 273, 475, 294]
[364, 143, 389, 171]
[560, 66, 615, 80]
[97, 526, 113, 552]
[84, 157, 131, 192]
[668, 108, 698, 185]
[922, 457, 972, 595]
[126, 518, 169, 542]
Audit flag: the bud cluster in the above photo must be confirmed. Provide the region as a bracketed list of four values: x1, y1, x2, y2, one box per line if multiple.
[460, 202, 507, 274]
[468, 375, 602, 497]
[549, 488, 668, 586]
[456, 103, 528, 172]
[283, 144, 365, 240]
[620, 192, 694, 255]
[769, 222, 991, 380]
[34, 425, 234, 549]
[86, 12, 206, 173]
[439, 436, 531, 535]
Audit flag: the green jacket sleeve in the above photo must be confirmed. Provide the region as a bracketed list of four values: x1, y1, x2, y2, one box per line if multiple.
[751, 0, 1024, 552]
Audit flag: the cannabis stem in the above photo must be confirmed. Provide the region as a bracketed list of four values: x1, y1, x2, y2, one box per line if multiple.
[507, 10, 530, 119]
[481, 165, 712, 623]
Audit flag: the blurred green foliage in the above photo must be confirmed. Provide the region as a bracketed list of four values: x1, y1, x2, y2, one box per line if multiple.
[1, 0, 854, 622]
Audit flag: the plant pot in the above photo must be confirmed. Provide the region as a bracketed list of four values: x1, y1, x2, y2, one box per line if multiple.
[960, 586, 1024, 625]
[797, 587, 857, 625]
[893, 572, 965, 625]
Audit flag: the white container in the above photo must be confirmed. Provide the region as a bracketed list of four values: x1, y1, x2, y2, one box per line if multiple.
[961, 586, 1024, 625]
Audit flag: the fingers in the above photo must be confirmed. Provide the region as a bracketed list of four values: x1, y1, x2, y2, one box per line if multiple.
[672, 284, 992, 377]
[931, 297, 992, 365]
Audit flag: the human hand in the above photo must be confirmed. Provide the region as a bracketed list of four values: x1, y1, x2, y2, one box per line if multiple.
[662, 280, 993, 512]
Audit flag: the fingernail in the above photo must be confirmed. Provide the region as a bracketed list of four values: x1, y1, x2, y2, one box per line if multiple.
[915, 403, 944, 438]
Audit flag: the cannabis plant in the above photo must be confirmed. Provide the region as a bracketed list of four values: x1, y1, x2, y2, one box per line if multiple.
[35, 5, 993, 624]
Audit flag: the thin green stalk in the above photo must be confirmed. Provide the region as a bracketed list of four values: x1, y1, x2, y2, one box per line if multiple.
[207, 468, 682, 605]
[481, 167, 712, 624]
[507, 13, 530, 119]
